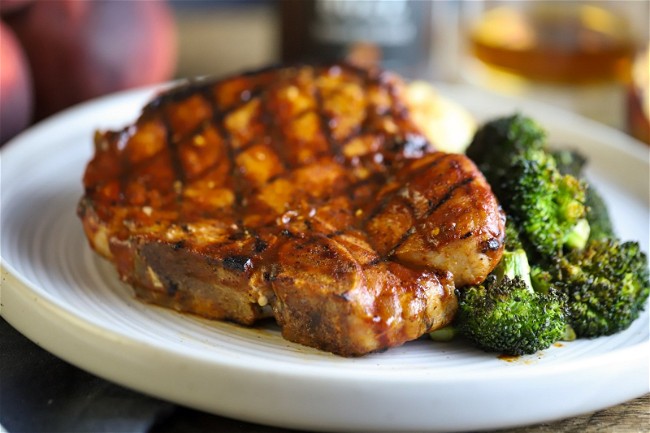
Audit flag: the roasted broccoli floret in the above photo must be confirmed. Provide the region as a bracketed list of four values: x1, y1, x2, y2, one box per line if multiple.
[552, 148, 615, 241]
[455, 276, 569, 356]
[466, 114, 546, 166]
[453, 227, 570, 356]
[466, 114, 589, 259]
[510, 155, 589, 254]
[535, 239, 650, 338]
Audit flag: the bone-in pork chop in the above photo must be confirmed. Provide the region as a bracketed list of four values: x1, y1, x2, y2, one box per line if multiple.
[78, 64, 505, 356]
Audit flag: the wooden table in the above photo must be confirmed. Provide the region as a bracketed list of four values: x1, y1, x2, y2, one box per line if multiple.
[501, 394, 649, 433]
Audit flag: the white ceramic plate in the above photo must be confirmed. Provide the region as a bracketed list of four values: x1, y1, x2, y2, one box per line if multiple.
[1, 83, 648, 433]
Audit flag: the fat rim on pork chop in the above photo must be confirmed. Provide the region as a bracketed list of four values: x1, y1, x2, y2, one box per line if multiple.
[78, 63, 505, 356]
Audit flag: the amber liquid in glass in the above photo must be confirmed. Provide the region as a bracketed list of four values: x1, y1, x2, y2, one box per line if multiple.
[469, 4, 635, 84]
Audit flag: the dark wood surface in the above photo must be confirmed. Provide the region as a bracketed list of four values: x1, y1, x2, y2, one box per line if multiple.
[498, 394, 649, 433]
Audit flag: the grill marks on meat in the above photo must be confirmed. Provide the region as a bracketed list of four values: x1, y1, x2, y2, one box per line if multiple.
[78, 64, 505, 356]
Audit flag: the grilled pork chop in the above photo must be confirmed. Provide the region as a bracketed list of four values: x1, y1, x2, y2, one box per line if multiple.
[78, 64, 505, 356]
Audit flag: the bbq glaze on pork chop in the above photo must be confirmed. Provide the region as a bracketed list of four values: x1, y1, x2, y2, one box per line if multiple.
[78, 64, 505, 356]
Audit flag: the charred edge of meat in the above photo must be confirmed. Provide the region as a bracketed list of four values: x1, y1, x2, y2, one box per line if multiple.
[142, 62, 381, 115]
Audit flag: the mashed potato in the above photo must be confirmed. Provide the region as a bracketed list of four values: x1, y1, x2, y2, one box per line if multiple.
[406, 81, 477, 154]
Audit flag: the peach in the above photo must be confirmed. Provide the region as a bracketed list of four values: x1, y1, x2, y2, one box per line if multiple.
[6, 0, 177, 119]
[0, 20, 33, 144]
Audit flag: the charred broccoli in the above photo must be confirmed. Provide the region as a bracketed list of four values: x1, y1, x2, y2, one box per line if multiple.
[466, 114, 546, 164]
[552, 148, 615, 241]
[450, 114, 650, 355]
[452, 224, 571, 356]
[467, 114, 589, 259]
[535, 239, 650, 337]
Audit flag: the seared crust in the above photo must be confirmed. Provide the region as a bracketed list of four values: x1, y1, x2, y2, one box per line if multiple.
[78, 64, 504, 356]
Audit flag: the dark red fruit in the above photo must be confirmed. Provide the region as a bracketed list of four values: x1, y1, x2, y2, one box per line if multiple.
[6, 0, 177, 119]
[0, 20, 33, 144]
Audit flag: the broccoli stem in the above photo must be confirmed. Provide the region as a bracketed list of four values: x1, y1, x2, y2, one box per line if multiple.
[563, 218, 590, 250]
[428, 325, 458, 342]
[492, 249, 533, 290]
[563, 324, 577, 341]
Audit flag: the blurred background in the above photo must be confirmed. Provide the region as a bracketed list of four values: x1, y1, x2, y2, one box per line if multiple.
[1, 0, 648, 145]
